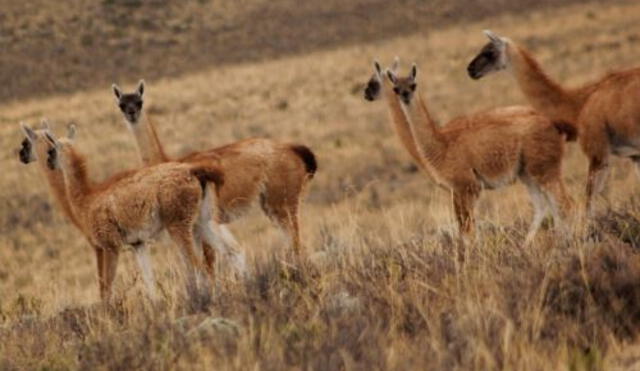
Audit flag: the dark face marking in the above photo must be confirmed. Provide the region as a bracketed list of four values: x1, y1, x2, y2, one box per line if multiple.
[364, 75, 381, 101]
[391, 78, 417, 105]
[467, 42, 500, 80]
[117, 93, 144, 123]
[46, 146, 57, 170]
[18, 138, 33, 164]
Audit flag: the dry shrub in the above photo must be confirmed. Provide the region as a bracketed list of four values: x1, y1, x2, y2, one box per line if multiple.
[543, 243, 640, 346]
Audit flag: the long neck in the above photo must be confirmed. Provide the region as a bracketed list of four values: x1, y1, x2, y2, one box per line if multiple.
[59, 147, 93, 220]
[36, 160, 82, 229]
[128, 112, 170, 165]
[382, 81, 428, 170]
[401, 91, 448, 173]
[508, 43, 585, 124]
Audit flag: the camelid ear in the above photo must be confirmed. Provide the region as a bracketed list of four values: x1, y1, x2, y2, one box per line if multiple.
[484, 30, 504, 45]
[20, 122, 37, 141]
[41, 118, 51, 130]
[391, 56, 400, 72]
[67, 124, 77, 140]
[410, 63, 418, 80]
[136, 80, 145, 97]
[386, 69, 398, 84]
[373, 60, 382, 75]
[44, 131, 61, 149]
[112, 83, 122, 100]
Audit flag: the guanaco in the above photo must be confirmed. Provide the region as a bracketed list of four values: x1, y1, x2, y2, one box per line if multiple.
[19, 120, 81, 230]
[112, 81, 317, 260]
[364, 59, 536, 180]
[468, 30, 640, 215]
[33, 124, 244, 301]
[386, 63, 574, 244]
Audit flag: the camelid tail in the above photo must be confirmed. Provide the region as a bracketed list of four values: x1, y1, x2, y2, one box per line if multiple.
[553, 121, 578, 142]
[289, 145, 317, 178]
[191, 164, 225, 192]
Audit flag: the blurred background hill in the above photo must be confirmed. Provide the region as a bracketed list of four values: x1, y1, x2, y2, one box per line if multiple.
[0, 0, 610, 102]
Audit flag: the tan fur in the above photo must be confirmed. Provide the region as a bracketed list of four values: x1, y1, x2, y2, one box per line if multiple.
[388, 67, 573, 244]
[475, 35, 640, 214]
[20, 130, 82, 229]
[122, 108, 314, 257]
[45, 131, 225, 301]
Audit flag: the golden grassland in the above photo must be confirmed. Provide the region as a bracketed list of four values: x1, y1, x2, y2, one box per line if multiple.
[1, 1, 640, 369]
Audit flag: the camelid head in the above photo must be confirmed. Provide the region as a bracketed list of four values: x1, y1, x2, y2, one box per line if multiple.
[112, 80, 145, 124]
[43, 125, 77, 171]
[467, 30, 510, 80]
[19, 119, 55, 165]
[386, 63, 417, 105]
[364, 57, 400, 101]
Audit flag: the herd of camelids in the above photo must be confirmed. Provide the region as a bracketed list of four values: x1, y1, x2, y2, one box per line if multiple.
[16, 31, 640, 303]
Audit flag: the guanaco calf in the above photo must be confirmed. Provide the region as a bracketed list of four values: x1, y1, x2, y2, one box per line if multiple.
[468, 30, 640, 215]
[385, 63, 574, 244]
[29, 124, 244, 301]
[112, 81, 317, 260]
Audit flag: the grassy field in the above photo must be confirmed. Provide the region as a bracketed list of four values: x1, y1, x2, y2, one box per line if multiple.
[2, 1, 640, 369]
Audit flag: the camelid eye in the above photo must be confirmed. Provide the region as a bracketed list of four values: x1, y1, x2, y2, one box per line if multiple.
[393, 87, 400, 94]
[119, 103, 126, 110]
[135, 101, 143, 109]
[409, 83, 416, 91]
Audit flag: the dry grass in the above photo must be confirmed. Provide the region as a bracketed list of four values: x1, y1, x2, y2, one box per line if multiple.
[2, 1, 640, 369]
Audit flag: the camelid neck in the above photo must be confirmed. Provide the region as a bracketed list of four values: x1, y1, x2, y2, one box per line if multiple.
[382, 81, 428, 170]
[36, 159, 81, 229]
[129, 112, 170, 166]
[401, 91, 448, 172]
[508, 43, 582, 124]
[59, 146, 92, 219]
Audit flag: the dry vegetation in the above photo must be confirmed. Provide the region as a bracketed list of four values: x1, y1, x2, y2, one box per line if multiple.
[2, 1, 640, 369]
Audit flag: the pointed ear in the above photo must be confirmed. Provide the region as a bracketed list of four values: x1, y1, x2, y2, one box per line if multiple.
[391, 56, 400, 72]
[373, 60, 382, 75]
[41, 118, 51, 130]
[483, 30, 504, 45]
[136, 80, 145, 97]
[386, 69, 398, 84]
[112, 83, 122, 100]
[410, 63, 417, 80]
[44, 131, 58, 148]
[67, 124, 77, 140]
[20, 122, 37, 141]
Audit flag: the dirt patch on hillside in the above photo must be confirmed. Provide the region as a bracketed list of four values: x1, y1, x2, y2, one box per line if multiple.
[0, 0, 616, 102]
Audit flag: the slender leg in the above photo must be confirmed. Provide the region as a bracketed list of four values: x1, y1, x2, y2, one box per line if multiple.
[452, 187, 478, 245]
[200, 221, 247, 278]
[133, 244, 157, 300]
[586, 158, 610, 217]
[167, 225, 207, 300]
[101, 248, 120, 302]
[523, 181, 549, 246]
[541, 179, 575, 245]
[94, 247, 106, 300]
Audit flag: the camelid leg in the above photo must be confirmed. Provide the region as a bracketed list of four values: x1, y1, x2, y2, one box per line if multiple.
[198, 189, 246, 279]
[540, 179, 575, 244]
[522, 181, 549, 246]
[100, 248, 120, 302]
[133, 244, 157, 299]
[167, 225, 207, 299]
[194, 225, 216, 285]
[586, 158, 611, 217]
[452, 187, 478, 244]
[199, 222, 247, 278]
[261, 192, 303, 257]
[94, 247, 106, 300]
